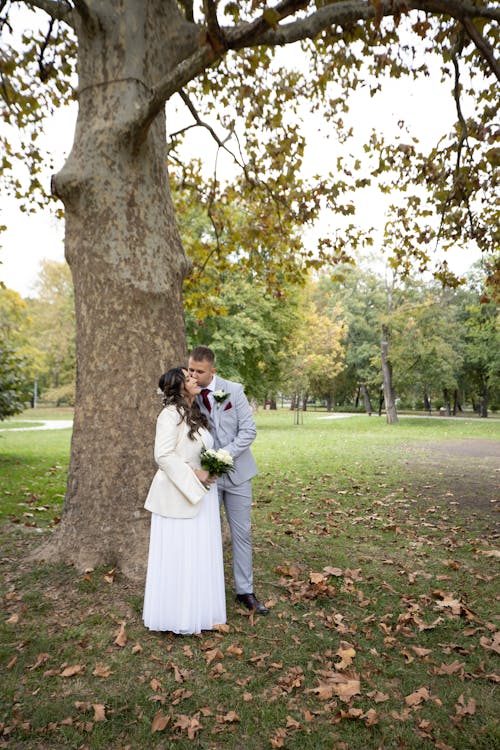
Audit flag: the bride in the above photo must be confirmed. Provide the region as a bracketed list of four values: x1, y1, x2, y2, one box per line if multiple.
[142, 367, 226, 634]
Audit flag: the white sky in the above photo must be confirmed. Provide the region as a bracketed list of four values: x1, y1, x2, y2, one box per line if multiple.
[0, 29, 482, 297]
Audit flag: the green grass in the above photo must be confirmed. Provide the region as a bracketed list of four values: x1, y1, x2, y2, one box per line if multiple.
[0, 409, 498, 749]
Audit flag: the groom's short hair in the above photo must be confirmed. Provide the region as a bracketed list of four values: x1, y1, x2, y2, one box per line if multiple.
[190, 345, 215, 364]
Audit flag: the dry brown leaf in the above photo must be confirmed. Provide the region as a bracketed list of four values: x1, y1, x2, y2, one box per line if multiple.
[213, 622, 230, 633]
[243, 691, 253, 702]
[172, 713, 203, 739]
[205, 648, 224, 665]
[226, 645, 243, 657]
[5, 613, 19, 625]
[221, 711, 239, 723]
[61, 664, 85, 678]
[324, 566, 343, 577]
[93, 662, 113, 678]
[411, 646, 433, 657]
[433, 661, 465, 675]
[29, 653, 50, 670]
[270, 727, 287, 748]
[93, 704, 106, 722]
[335, 642, 356, 670]
[455, 695, 476, 717]
[103, 567, 117, 583]
[114, 621, 127, 648]
[286, 715, 302, 729]
[405, 686, 431, 706]
[131, 642, 143, 654]
[366, 690, 389, 703]
[150, 678, 162, 692]
[6, 656, 18, 670]
[74, 701, 92, 711]
[151, 710, 170, 732]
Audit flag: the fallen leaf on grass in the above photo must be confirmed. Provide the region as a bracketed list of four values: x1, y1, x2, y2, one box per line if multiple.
[307, 672, 360, 702]
[93, 662, 113, 678]
[480, 632, 500, 655]
[366, 690, 389, 703]
[431, 661, 465, 676]
[60, 664, 85, 678]
[172, 713, 203, 739]
[335, 642, 356, 670]
[29, 653, 50, 670]
[93, 704, 106, 722]
[5, 613, 19, 625]
[103, 567, 117, 583]
[114, 621, 127, 647]
[455, 695, 476, 717]
[151, 710, 170, 732]
[405, 686, 430, 707]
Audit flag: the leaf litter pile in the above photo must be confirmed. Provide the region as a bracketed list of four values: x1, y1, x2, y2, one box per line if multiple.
[1, 440, 499, 749]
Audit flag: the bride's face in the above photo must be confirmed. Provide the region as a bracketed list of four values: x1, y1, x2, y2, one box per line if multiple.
[181, 369, 201, 400]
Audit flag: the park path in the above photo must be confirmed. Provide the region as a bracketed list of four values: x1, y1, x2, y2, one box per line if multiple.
[0, 420, 73, 432]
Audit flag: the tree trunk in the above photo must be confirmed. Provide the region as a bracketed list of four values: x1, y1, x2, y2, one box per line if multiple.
[443, 388, 451, 416]
[380, 324, 398, 424]
[423, 392, 432, 414]
[33, 2, 196, 579]
[269, 397, 277, 410]
[480, 387, 489, 418]
[360, 382, 373, 415]
[302, 391, 308, 411]
[453, 389, 462, 414]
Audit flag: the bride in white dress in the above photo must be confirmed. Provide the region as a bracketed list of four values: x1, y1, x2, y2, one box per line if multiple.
[143, 368, 226, 635]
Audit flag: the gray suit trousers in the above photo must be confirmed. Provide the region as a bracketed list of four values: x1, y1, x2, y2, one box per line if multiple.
[218, 480, 253, 595]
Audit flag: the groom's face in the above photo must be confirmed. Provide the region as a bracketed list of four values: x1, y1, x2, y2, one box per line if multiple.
[188, 357, 215, 388]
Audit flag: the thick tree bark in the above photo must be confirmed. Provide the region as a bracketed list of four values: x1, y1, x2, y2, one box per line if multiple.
[33, 1, 197, 579]
[424, 392, 432, 414]
[381, 324, 398, 424]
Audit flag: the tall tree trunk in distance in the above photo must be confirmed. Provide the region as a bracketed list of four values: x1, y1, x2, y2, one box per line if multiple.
[424, 392, 432, 414]
[480, 386, 489, 417]
[443, 388, 451, 415]
[33, 2, 197, 580]
[381, 324, 398, 424]
[453, 389, 462, 414]
[360, 382, 373, 415]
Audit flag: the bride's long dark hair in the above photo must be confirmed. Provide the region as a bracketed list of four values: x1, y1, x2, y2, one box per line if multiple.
[159, 367, 208, 439]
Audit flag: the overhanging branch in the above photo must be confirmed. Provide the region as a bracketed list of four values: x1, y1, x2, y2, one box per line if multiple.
[130, 0, 499, 149]
[17, 0, 73, 23]
[461, 16, 500, 80]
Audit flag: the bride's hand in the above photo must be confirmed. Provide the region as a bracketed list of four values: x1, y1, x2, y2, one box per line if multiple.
[193, 468, 214, 486]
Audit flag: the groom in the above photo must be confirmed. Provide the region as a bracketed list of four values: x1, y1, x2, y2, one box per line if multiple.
[188, 346, 269, 616]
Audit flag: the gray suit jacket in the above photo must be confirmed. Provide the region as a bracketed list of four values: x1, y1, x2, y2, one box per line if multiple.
[198, 375, 258, 486]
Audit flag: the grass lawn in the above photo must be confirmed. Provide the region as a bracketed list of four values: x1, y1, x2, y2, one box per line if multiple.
[0, 410, 498, 749]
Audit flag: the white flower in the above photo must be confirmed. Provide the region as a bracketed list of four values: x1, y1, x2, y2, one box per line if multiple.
[213, 390, 230, 406]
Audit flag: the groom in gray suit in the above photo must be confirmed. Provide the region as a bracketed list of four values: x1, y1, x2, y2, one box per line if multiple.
[188, 346, 269, 615]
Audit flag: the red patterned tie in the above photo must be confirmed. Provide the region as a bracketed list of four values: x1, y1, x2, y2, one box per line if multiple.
[201, 388, 211, 412]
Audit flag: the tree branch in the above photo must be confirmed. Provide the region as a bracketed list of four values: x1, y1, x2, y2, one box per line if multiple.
[130, 0, 499, 149]
[227, 1, 500, 49]
[179, 0, 194, 24]
[17, 0, 73, 23]
[461, 16, 500, 81]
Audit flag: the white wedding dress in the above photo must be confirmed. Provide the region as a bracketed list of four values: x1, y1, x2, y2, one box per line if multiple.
[142, 429, 226, 634]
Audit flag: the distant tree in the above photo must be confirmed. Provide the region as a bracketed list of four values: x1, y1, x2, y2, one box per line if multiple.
[27, 260, 75, 394]
[0, 347, 31, 419]
[187, 273, 300, 403]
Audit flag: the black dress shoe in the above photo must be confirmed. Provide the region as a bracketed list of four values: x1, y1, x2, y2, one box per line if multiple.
[235, 593, 269, 615]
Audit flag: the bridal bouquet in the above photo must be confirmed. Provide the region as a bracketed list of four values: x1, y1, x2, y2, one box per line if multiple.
[200, 448, 234, 477]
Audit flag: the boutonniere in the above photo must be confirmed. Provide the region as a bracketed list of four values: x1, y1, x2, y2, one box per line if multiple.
[213, 390, 230, 407]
